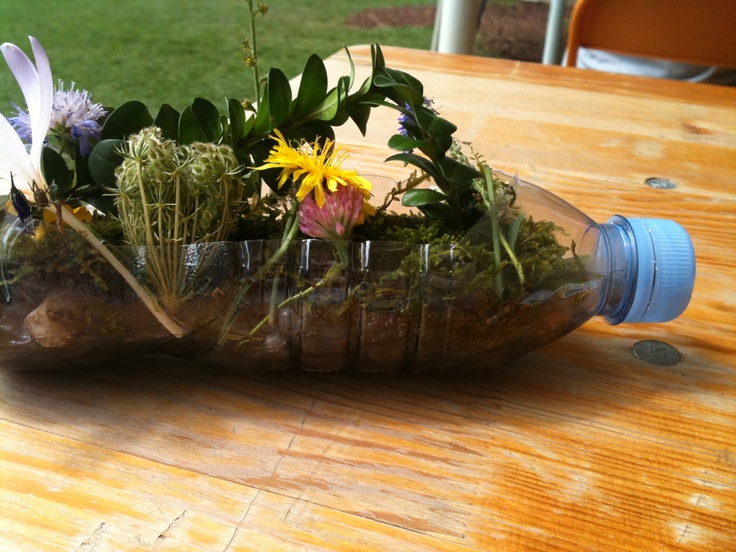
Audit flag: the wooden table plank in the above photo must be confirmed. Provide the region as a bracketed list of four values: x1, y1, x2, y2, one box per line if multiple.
[2, 46, 735, 551]
[0, 418, 260, 551]
[2, 348, 734, 550]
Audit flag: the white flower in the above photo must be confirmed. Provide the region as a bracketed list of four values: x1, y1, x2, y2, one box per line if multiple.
[0, 36, 53, 200]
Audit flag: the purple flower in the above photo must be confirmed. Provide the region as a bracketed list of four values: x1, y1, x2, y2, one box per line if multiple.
[3, 77, 106, 161]
[7, 104, 33, 143]
[397, 108, 411, 137]
[397, 97, 437, 148]
[298, 183, 366, 240]
[70, 118, 103, 156]
[49, 81, 107, 156]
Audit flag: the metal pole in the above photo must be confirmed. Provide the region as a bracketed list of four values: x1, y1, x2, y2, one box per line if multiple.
[542, 0, 567, 64]
[432, 0, 484, 54]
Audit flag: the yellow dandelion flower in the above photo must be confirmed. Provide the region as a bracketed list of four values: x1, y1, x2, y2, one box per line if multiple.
[255, 129, 372, 208]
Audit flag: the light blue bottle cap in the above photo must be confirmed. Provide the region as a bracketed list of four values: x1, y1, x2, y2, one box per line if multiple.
[616, 217, 696, 323]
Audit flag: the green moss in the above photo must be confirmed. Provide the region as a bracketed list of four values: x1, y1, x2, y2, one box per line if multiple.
[1, 224, 125, 296]
[354, 212, 466, 244]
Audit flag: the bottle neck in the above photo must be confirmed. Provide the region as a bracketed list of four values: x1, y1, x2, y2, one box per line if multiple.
[595, 216, 695, 324]
[595, 217, 638, 324]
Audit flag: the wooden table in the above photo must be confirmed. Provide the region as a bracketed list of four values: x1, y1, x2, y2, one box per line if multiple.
[2, 46, 735, 551]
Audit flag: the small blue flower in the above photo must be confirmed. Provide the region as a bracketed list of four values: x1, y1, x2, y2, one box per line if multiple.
[49, 81, 107, 156]
[7, 104, 33, 143]
[397, 96, 437, 137]
[398, 108, 411, 137]
[397, 103, 413, 137]
[71, 119, 103, 156]
[397, 97, 437, 151]
[4, 80, 106, 159]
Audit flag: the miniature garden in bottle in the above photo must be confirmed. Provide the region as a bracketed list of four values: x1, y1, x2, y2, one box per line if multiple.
[0, 3, 692, 373]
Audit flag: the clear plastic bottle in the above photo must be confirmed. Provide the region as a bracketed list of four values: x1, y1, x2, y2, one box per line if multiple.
[0, 176, 696, 373]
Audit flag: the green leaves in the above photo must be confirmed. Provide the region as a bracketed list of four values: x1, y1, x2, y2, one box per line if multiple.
[266, 68, 292, 128]
[422, 112, 456, 138]
[387, 134, 424, 152]
[78, 42, 487, 230]
[179, 98, 222, 144]
[240, 44, 392, 142]
[102, 98, 236, 146]
[402, 188, 447, 207]
[91, 97, 240, 190]
[373, 66, 424, 107]
[378, 68, 482, 225]
[88, 139, 125, 189]
[292, 54, 328, 117]
[154, 104, 180, 141]
[101, 101, 153, 140]
[227, 98, 247, 148]
[42, 147, 74, 195]
[311, 78, 346, 122]
[437, 157, 481, 183]
[387, 152, 438, 179]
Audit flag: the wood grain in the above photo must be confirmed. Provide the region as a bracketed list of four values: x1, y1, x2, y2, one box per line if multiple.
[1, 46, 735, 551]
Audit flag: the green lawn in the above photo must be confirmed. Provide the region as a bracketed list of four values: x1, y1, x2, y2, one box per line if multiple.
[0, 0, 437, 113]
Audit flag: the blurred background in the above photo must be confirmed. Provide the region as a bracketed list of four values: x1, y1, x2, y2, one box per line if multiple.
[0, 0, 568, 112]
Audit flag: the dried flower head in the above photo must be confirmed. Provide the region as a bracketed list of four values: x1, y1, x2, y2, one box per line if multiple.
[115, 127, 246, 246]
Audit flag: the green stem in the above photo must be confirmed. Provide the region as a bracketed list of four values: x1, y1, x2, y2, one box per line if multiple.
[246, 0, 261, 105]
[133, 159, 170, 300]
[499, 232, 525, 286]
[484, 166, 504, 297]
[135, 160, 156, 250]
[172, 167, 184, 303]
[173, 167, 182, 244]
[216, 201, 299, 345]
[379, 171, 431, 212]
[218, 175, 230, 242]
[248, 260, 344, 337]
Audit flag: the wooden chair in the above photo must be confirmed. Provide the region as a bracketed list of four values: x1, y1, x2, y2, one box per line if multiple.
[565, 0, 736, 69]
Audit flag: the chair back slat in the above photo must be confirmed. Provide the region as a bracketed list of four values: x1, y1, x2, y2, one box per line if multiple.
[566, 0, 736, 69]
